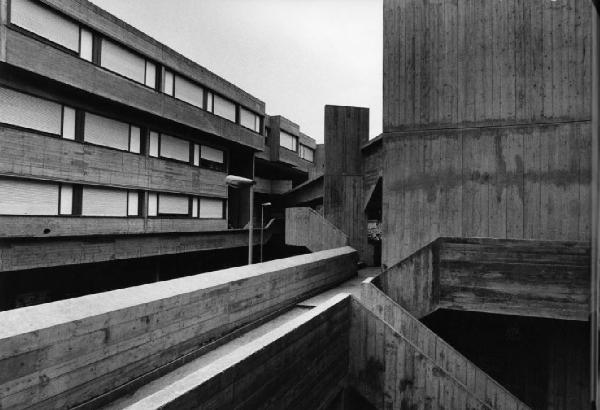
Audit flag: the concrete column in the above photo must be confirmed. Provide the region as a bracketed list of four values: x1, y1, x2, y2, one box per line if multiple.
[323, 105, 369, 262]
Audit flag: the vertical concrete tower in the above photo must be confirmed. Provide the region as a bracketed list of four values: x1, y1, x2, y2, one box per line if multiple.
[382, 0, 592, 266]
[324, 105, 369, 261]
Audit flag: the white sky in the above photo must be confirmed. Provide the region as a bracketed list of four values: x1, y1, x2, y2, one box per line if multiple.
[89, 0, 383, 143]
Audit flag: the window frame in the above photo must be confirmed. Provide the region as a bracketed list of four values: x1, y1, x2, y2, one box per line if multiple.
[299, 144, 315, 163]
[154, 192, 193, 218]
[0, 85, 67, 139]
[198, 196, 226, 220]
[7, 0, 81, 57]
[82, 110, 144, 155]
[280, 130, 299, 153]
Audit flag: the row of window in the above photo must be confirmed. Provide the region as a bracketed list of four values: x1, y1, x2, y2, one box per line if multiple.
[0, 178, 226, 219]
[9, 0, 262, 133]
[0, 86, 227, 171]
[279, 130, 315, 162]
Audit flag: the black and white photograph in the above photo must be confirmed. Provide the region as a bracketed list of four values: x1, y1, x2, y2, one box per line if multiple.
[0, 0, 598, 408]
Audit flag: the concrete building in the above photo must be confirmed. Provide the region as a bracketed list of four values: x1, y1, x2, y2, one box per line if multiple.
[0, 0, 317, 309]
[376, 0, 593, 407]
[0, 0, 598, 409]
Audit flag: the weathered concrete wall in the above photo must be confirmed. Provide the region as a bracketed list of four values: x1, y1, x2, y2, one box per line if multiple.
[0, 247, 357, 409]
[382, 0, 592, 265]
[383, 123, 591, 265]
[377, 237, 590, 321]
[324, 105, 370, 262]
[115, 294, 351, 410]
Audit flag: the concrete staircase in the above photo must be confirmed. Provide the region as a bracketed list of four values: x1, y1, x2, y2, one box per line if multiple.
[285, 207, 348, 252]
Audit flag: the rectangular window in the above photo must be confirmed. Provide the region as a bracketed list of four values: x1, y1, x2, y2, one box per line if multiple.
[59, 184, 73, 215]
[206, 92, 214, 112]
[164, 70, 174, 96]
[174, 76, 204, 108]
[10, 0, 80, 52]
[145, 61, 156, 89]
[82, 186, 127, 216]
[0, 87, 62, 134]
[148, 192, 158, 216]
[200, 198, 224, 219]
[240, 108, 260, 132]
[200, 145, 225, 171]
[62, 106, 76, 140]
[84, 113, 130, 151]
[100, 39, 146, 84]
[193, 144, 200, 166]
[149, 131, 159, 157]
[191, 197, 199, 218]
[160, 134, 190, 162]
[129, 126, 141, 154]
[79, 28, 93, 62]
[0, 178, 59, 215]
[201, 145, 224, 163]
[158, 194, 189, 215]
[299, 144, 315, 162]
[280, 131, 298, 152]
[127, 191, 139, 216]
[213, 94, 236, 122]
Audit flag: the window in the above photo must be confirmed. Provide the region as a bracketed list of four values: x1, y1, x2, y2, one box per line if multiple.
[199, 198, 225, 219]
[193, 144, 200, 166]
[158, 194, 189, 216]
[0, 87, 62, 135]
[62, 106, 76, 140]
[59, 184, 73, 215]
[159, 134, 190, 162]
[240, 108, 260, 132]
[100, 39, 146, 84]
[206, 92, 214, 112]
[191, 197, 199, 218]
[213, 94, 236, 122]
[129, 126, 141, 154]
[84, 113, 140, 153]
[79, 28, 93, 62]
[163, 70, 175, 96]
[280, 131, 298, 152]
[0, 178, 59, 215]
[299, 144, 315, 162]
[174, 76, 204, 108]
[10, 0, 79, 52]
[148, 193, 158, 216]
[145, 61, 156, 89]
[82, 186, 128, 216]
[201, 145, 225, 172]
[149, 131, 159, 157]
[127, 191, 139, 216]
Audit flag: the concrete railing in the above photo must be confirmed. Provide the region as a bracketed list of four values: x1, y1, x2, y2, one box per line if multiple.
[285, 207, 348, 252]
[377, 237, 590, 321]
[0, 247, 358, 409]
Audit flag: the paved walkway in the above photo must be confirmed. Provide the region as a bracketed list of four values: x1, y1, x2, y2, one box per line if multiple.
[298, 267, 380, 307]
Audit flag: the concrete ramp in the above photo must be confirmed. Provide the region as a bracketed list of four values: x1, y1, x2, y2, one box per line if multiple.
[103, 295, 351, 409]
[355, 278, 530, 409]
[285, 207, 348, 252]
